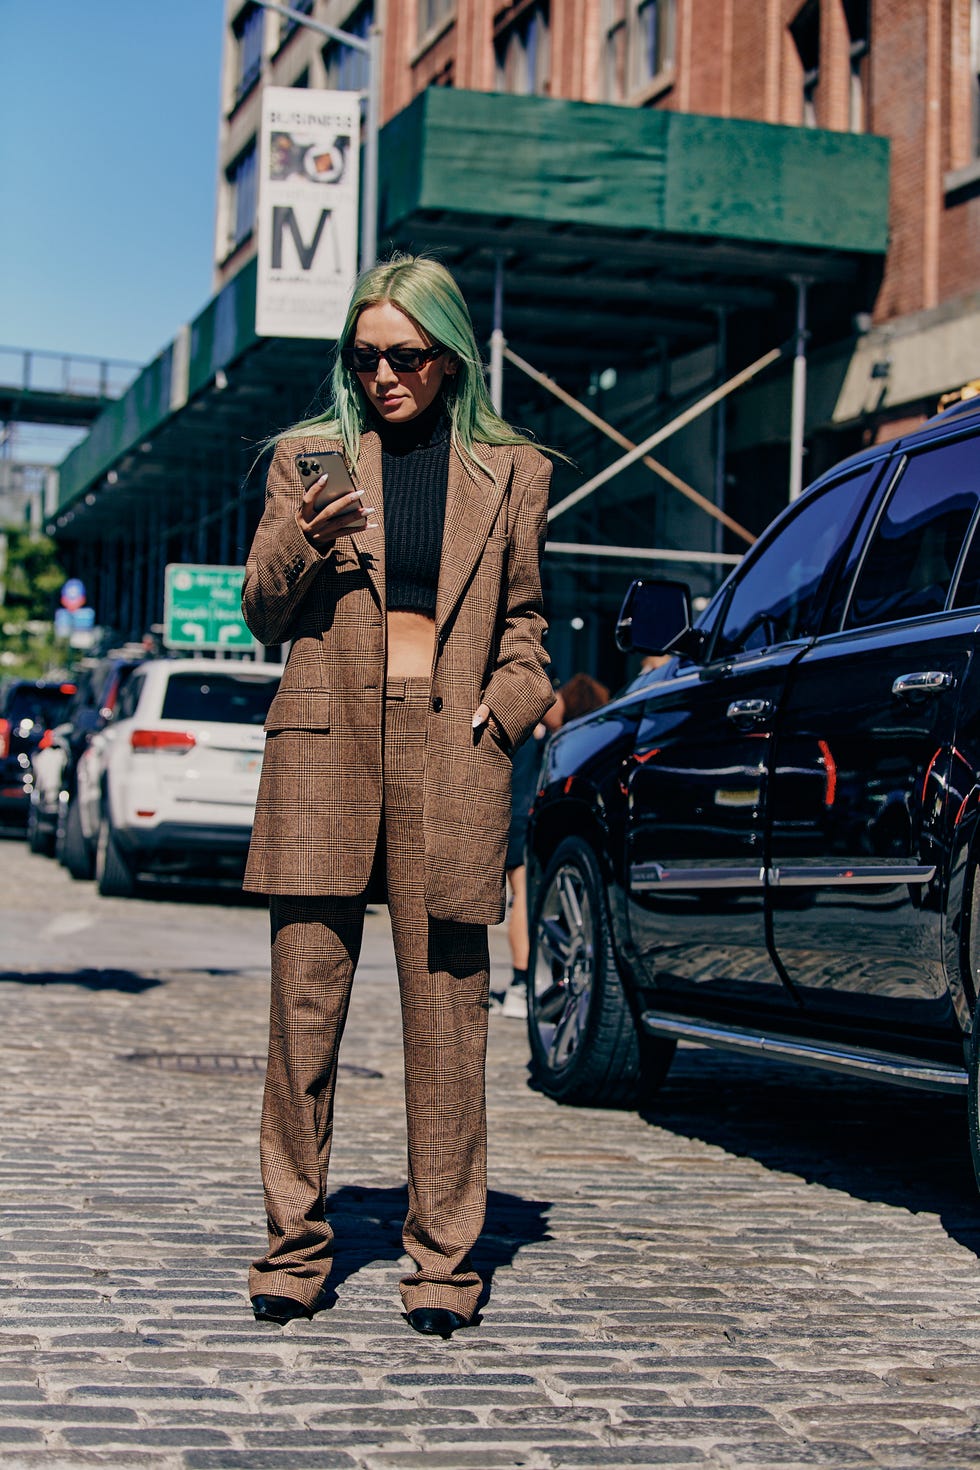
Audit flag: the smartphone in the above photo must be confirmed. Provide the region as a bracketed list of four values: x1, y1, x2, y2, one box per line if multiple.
[295, 451, 358, 511]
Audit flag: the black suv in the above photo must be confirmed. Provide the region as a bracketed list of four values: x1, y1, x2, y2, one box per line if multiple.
[526, 396, 980, 1192]
[0, 678, 77, 832]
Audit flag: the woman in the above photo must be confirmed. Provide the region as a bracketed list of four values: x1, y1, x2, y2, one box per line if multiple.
[241, 255, 555, 1340]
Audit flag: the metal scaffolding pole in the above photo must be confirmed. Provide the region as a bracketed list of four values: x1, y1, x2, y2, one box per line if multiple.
[489, 256, 505, 415]
[546, 346, 785, 524]
[504, 344, 756, 545]
[789, 277, 810, 502]
[546, 541, 740, 568]
[714, 309, 728, 556]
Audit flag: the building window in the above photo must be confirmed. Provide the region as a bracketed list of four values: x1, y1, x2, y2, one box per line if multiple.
[603, 0, 675, 102]
[324, 3, 372, 92]
[279, 0, 313, 46]
[844, 0, 870, 133]
[234, 4, 264, 104]
[495, 3, 550, 96]
[634, 0, 673, 90]
[790, 0, 820, 127]
[418, 0, 454, 44]
[228, 141, 258, 248]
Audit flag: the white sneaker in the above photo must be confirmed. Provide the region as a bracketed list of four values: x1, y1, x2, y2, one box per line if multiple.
[500, 983, 528, 1019]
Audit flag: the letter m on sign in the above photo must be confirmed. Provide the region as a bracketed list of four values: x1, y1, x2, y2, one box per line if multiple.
[271, 207, 333, 271]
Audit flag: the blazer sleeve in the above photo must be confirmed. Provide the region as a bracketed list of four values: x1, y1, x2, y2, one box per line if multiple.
[241, 441, 338, 647]
[482, 448, 556, 751]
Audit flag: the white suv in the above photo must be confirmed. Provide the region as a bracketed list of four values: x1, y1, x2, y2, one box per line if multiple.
[75, 658, 283, 896]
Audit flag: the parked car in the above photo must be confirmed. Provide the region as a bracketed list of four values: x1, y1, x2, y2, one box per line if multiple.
[74, 658, 283, 895]
[27, 655, 144, 860]
[525, 395, 980, 1193]
[0, 678, 77, 834]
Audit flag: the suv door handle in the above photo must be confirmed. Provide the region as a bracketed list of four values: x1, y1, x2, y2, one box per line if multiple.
[891, 671, 954, 697]
[726, 698, 773, 723]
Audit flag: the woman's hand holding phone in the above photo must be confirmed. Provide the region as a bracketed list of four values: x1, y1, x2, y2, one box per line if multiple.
[294, 452, 377, 548]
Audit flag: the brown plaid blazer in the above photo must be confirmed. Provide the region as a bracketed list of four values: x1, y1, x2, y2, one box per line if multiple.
[241, 429, 554, 923]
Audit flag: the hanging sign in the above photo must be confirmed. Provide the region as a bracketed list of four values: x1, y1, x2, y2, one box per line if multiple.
[60, 577, 87, 612]
[255, 86, 360, 340]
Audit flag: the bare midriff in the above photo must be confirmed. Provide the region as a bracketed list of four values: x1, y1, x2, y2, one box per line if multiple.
[387, 609, 436, 679]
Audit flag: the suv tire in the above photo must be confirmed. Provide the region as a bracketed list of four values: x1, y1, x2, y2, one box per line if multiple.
[61, 798, 94, 880]
[527, 835, 675, 1105]
[95, 808, 135, 898]
[26, 801, 52, 856]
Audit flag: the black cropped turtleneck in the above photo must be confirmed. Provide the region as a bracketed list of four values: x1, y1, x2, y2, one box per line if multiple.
[374, 399, 450, 618]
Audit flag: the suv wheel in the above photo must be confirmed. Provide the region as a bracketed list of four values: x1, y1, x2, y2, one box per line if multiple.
[527, 836, 675, 1105]
[95, 809, 135, 898]
[61, 798, 94, 880]
[26, 800, 52, 856]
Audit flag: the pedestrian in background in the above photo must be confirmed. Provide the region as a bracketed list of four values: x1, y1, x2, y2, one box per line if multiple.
[241, 254, 556, 1340]
[497, 671, 610, 1017]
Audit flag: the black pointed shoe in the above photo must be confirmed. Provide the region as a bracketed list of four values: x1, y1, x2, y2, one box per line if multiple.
[405, 1307, 468, 1339]
[251, 1285, 333, 1324]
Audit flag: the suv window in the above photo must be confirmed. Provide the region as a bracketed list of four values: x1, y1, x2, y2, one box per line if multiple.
[712, 468, 876, 660]
[114, 672, 145, 723]
[4, 683, 75, 730]
[160, 671, 279, 725]
[952, 521, 980, 611]
[845, 435, 980, 629]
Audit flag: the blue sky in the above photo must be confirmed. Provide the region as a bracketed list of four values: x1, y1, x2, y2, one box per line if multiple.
[0, 1, 224, 455]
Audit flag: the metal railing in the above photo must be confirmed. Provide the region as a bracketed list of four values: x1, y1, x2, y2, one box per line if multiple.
[0, 346, 141, 401]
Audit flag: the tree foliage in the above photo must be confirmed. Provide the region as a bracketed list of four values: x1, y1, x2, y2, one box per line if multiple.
[0, 528, 69, 679]
[1, 527, 65, 619]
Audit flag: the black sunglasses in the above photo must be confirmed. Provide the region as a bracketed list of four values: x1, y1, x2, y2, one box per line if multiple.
[340, 342, 446, 374]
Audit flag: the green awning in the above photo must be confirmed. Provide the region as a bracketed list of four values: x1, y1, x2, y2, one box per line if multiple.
[382, 88, 888, 256]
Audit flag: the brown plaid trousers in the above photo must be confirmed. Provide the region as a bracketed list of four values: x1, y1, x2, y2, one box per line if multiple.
[249, 678, 490, 1319]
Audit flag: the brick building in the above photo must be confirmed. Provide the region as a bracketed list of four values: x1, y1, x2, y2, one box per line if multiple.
[216, 0, 978, 415]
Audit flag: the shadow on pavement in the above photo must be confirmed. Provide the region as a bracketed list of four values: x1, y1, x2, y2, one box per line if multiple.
[322, 1183, 552, 1307]
[640, 1046, 980, 1258]
[0, 967, 162, 993]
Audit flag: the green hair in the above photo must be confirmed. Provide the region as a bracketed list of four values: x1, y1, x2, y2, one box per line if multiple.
[271, 253, 550, 474]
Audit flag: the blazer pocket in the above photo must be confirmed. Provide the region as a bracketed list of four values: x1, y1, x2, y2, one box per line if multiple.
[264, 689, 331, 731]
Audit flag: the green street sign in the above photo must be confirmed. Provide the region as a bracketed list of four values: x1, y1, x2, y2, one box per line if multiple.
[163, 564, 254, 651]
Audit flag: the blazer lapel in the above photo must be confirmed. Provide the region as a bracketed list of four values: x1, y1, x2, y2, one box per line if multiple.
[436, 443, 508, 635]
[349, 431, 385, 610]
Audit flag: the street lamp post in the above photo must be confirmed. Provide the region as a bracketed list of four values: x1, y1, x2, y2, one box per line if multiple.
[254, 1, 381, 273]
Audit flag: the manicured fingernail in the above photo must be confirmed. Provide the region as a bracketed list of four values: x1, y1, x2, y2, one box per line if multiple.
[361, 506, 375, 516]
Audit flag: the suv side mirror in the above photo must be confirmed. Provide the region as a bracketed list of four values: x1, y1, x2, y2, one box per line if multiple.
[615, 578, 700, 657]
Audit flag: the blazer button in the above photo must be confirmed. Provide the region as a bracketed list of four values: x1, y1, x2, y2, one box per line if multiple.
[431, 696, 443, 713]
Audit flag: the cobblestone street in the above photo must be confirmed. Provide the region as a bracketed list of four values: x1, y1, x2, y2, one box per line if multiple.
[4, 839, 980, 1468]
